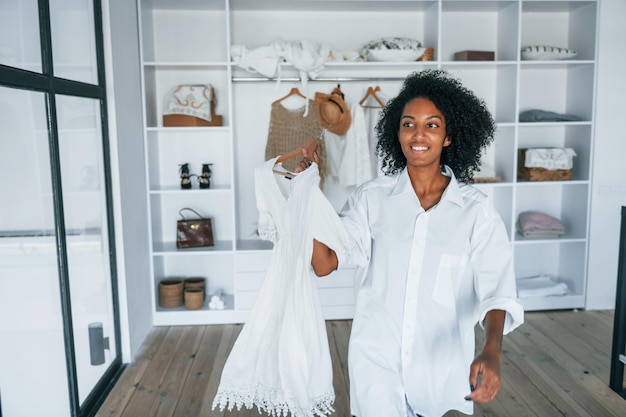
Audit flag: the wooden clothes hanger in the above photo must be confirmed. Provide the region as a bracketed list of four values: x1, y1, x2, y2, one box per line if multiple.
[272, 87, 307, 105]
[272, 139, 320, 179]
[275, 139, 318, 164]
[359, 85, 386, 109]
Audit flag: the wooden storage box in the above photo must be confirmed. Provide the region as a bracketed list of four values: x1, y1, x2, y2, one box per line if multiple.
[454, 50, 495, 61]
[517, 149, 573, 181]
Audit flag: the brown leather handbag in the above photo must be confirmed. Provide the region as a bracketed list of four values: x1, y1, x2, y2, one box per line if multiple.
[176, 208, 214, 249]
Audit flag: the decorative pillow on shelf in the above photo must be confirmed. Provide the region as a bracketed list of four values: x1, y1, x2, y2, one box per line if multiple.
[521, 45, 577, 61]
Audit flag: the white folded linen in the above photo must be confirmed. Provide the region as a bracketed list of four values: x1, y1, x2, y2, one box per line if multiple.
[517, 275, 569, 298]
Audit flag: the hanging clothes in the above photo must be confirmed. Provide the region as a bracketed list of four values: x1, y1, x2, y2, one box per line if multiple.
[265, 99, 328, 184]
[212, 158, 354, 417]
[322, 96, 373, 212]
[361, 87, 390, 178]
[324, 99, 371, 187]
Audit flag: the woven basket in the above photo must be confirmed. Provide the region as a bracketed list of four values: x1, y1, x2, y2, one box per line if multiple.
[159, 278, 183, 308]
[184, 277, 206, 300]
[417, 47, 435, 61]
[184, 287, 204, 310]
[517, 149, 573, 181]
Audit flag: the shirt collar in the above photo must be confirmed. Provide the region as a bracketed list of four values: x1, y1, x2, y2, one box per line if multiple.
[391, 165, 465, 209]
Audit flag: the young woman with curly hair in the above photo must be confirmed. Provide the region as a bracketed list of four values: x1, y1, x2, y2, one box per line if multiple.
[376, 69, 496, 182]
[299, 69, 524, 417]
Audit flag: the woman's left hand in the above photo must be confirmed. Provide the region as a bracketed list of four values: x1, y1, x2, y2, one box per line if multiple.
[464, 347, 502, 403]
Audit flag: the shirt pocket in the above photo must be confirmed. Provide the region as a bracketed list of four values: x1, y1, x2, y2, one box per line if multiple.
[432, 254, 469, 308]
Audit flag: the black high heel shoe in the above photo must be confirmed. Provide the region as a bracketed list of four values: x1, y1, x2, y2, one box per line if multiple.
[198, 163, 213, 189]
[179, 163, 192, 189]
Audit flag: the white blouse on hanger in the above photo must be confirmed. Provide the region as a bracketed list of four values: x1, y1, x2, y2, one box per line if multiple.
[213, 157, 354, 417]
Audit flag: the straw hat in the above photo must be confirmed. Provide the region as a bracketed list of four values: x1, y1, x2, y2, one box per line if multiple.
[314, 92, 352, 135]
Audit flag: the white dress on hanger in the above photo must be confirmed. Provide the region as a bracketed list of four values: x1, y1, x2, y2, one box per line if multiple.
[362, 90, 389, 178]
[212, 157, 354, 417]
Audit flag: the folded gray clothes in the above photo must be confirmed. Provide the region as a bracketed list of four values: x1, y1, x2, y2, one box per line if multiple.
[517, 211, 565, 238]
[519, 109, 583, 122]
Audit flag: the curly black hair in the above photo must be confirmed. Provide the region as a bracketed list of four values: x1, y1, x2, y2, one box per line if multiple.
[376, 69, 495, 182]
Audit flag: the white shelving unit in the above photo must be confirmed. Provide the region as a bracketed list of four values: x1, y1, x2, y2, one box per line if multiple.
[137, 0, 598, 325]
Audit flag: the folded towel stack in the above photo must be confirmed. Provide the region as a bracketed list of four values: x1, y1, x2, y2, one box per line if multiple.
[517, 211, 565, 238]
[519, 109, 582, 122]
[517, 275, 569, 298]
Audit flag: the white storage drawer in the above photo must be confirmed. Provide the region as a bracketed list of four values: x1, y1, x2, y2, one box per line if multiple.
[234, 252, 271, 272]
[235, 262, 357, 315]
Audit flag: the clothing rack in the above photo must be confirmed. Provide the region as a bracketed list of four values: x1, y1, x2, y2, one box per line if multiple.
[231, 76, 407, 82]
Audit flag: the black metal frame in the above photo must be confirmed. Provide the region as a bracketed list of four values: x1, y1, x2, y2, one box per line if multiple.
[610, 206, 626, 399]
[0, 1, 123, 416]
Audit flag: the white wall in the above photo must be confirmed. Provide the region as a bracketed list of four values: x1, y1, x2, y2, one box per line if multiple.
[104, 0, 153, 361]
[586, 0, 626, 309]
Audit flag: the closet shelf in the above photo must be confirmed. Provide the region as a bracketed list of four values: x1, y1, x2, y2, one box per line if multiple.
[152, 240, 234, 254]
[231, 76, 415, 82]
[143, 61, 230, 67]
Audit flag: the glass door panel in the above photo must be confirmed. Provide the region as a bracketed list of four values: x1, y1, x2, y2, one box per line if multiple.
[0, 87, 71, 417]
[50, 0, 98, 84]
[0, 1, 120, 415]
[56, 94, 117, 404]
[0, 0, 42, 72]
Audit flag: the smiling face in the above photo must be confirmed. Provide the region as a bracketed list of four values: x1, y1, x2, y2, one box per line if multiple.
[398, 97, 451, 171]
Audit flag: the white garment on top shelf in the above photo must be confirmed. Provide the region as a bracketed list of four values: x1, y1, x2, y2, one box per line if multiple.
[231, 39, 329, 81]
[213, 158, 355, 417]
[230, 44, 280, 78]
[337, 166, 524, 417]
[231, 39, 330, 116]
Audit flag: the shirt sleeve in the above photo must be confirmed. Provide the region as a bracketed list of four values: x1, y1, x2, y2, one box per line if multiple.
[336, 187, 371, 270]
[309, 186, 357, 266]
[471, 200, 524, 334]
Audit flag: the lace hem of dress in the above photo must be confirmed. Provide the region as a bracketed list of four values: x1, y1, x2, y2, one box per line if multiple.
[212, 385, 335, 417]
[257, 225, 278, 243]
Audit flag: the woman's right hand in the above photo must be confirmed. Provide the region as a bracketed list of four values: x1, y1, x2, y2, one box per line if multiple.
[294, 146, 320, 173]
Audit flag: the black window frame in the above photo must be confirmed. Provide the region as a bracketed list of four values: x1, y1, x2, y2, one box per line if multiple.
[0, 1, 123, 415]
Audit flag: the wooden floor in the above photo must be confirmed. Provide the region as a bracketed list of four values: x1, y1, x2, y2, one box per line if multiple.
[96, 310, 626, 417]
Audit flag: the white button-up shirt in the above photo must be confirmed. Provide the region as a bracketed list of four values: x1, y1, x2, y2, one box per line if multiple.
[338, 166, 524, 417]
